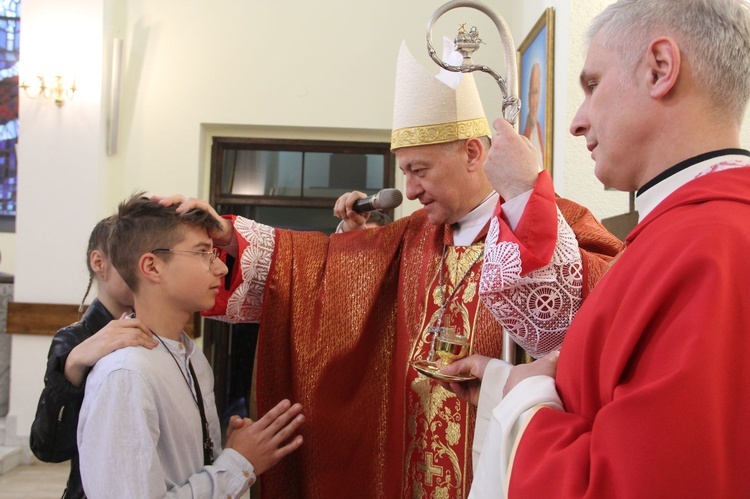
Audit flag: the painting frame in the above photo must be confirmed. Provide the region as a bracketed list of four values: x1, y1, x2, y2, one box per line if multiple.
[517, 7, 555, 176]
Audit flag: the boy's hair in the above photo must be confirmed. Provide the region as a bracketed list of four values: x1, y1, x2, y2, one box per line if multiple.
[86, 216, 115, 275]
[79, 215, 116, 314]
[109, 192, 223, 292]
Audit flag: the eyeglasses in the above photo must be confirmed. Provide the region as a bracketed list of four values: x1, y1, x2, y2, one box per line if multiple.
[151, 247, 220, 268]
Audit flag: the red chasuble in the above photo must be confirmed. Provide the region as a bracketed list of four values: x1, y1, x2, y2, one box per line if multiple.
[205, 174, 621, 498]
[254, 213, 503, 498]
[508, 167, 750, 498]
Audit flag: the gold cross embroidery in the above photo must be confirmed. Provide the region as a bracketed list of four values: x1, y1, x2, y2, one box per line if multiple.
[417, 452, 444, 486]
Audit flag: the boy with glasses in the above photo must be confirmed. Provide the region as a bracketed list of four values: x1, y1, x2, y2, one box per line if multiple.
[77, 193, 305, 498]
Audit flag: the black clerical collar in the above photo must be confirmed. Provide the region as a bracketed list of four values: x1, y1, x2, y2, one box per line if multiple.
[637, 149, 750, 197]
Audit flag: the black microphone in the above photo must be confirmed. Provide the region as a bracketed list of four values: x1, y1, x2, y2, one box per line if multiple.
[352, 188, 403, 214]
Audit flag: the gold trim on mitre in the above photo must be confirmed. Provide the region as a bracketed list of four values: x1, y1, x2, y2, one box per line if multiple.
[391, 117, 491, 149]
[391, 41, 490, 150]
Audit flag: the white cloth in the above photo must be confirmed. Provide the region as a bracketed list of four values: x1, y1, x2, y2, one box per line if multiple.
[500, 190, 533, 231]
[470, 374, 562, 499]
[452, 191, 499, 245]
[471, 359, 513, 467]
[78, 332, 254, 499]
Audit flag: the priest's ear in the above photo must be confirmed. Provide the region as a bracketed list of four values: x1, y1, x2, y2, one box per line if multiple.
[646, 36, 680, 99]
[465, 137, 486, 171]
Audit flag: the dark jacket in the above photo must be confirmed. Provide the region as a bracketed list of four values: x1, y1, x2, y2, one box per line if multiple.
[29, 299, 115, 499]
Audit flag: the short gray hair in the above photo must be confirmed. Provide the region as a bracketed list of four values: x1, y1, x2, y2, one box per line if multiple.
[588, 0, 750, 123]
[438, 135, 491, 153]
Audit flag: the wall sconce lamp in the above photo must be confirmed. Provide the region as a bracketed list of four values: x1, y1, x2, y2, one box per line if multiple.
[19, 76, 77, 107]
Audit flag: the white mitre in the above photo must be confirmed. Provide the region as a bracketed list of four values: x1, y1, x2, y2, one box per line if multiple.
[390, 40, 491, 150]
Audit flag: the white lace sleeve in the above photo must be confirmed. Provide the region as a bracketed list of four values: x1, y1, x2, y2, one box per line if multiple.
[479, 208, 582, 358]
[211, 217, 275, 324]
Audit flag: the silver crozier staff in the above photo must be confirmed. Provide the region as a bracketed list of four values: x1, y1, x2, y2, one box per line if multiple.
[426, 0, 522, 364]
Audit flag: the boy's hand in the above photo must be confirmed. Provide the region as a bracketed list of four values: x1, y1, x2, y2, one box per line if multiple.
[225, 399, 305, 475]
[225, 415, 250, 441]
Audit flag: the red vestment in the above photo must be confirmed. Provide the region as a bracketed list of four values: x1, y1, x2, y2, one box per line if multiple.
[205, 173, 621, 498]
[508, 166, 750, 497]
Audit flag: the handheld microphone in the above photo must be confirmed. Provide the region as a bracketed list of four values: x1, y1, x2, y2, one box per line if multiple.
[352, 188, 403, 214]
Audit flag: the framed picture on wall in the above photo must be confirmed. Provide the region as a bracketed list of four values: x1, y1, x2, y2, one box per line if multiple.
[518, 7, 555, 175]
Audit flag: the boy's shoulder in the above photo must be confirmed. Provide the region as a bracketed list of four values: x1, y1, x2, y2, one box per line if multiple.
[86, 333, 204, 388]
[86, 345, 162, 387]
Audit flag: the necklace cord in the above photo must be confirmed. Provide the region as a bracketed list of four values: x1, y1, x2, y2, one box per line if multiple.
[153, 332, 215, 466]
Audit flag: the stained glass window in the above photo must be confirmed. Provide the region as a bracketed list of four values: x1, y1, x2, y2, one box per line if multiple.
[0, 0, 19, 230]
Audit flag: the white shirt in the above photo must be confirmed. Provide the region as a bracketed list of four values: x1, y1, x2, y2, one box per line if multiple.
[78, 332, 254, 498]
[453, 191, 500, 246]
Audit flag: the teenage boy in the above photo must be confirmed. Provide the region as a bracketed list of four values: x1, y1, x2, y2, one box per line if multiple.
[77, 194, 305, 498]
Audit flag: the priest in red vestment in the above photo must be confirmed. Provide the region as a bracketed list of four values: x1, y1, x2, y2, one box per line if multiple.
[161, 41, 621, 498]
[444, 1, 750, 497]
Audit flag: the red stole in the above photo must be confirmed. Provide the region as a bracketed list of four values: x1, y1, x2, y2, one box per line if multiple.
[398, 232, 504, 497]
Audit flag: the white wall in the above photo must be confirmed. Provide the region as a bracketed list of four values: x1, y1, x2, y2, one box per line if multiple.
[501, 0, 750, 218]
[0, 233, 15, 275]
[7, 0, 107, 455]
[109, 0, 510, 199]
